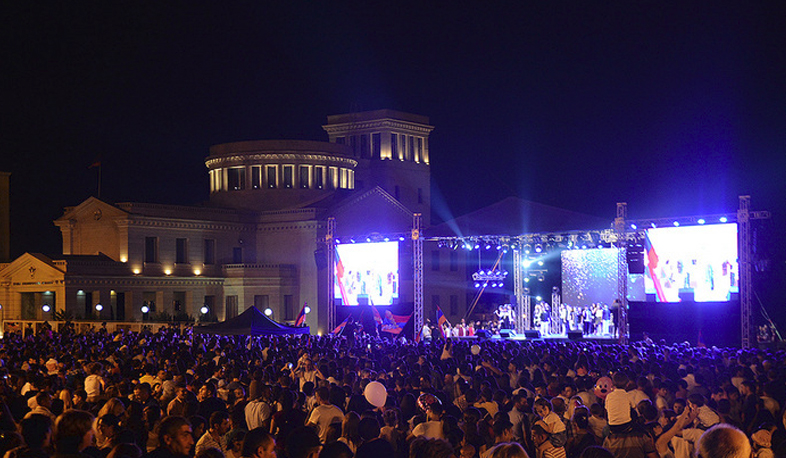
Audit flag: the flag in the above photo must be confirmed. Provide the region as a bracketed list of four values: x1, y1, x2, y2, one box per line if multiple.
[332, 316, 350, 335]
[644, 232, 667, 302]
[371, 306, 383, 324]
[335, 250, 349, 305]
[380, 311, 411, 335]
[294, 302, 307, 327]
[89, 156, 102, 169]
[436, 306, 451, 338]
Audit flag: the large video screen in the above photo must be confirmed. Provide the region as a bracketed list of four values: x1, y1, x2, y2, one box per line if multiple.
[561, 248, 619, 306]
[642, 223, 738, 302]
[334, 241, 399, 306]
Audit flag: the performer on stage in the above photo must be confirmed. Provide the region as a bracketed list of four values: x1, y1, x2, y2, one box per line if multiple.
[495, 303, 515, 330]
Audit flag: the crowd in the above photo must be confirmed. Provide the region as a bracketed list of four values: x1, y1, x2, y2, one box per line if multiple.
[0, 321, 784, 458]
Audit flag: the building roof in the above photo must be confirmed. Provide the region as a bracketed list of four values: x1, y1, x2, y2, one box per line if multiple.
[427, 196, 612, 237]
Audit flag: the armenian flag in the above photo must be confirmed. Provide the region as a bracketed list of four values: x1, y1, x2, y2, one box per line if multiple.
[332, 315, 350, 335]
[436, 306, 451, 338]
[294, 302, 307, 327]
[335, 250, 349, 305]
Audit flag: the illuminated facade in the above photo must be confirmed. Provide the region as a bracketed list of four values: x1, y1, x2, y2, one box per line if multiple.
[0, 110, 433, 334]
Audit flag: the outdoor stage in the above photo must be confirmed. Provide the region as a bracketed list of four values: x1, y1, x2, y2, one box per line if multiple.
[451, 333, 618, 344]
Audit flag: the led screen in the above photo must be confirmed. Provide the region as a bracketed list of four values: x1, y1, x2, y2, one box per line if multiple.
[642, 223, 738, 302]
[334, 241, 399, 306]
[561, 248, 619, 306]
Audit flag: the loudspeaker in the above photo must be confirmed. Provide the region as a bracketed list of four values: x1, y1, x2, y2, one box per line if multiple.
[475, 329, 490, 339]
[524, 330, 540, 339]
[499, 330, 516, 339]
[568, 331, 583, 341]
[627, 245, 645, 274]
[314, 248, 327, 270]
[678, 289, 694, 302]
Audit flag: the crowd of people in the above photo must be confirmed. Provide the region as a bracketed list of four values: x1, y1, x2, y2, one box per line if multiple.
[0, 321, 784, 458]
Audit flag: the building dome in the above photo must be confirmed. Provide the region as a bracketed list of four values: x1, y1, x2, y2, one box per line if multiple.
[205, 140, 358, 211]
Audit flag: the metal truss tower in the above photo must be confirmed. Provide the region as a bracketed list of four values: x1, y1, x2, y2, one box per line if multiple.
[615, 202, 629, 344]
[513, 247, 527, 331]
[326, 217, 336, 332]
[413, 213, 424, 336]
[551, 288, 561, 335]
[738, 196, 752, 348]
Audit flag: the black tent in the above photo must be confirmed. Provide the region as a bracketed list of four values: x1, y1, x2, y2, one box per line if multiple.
[193, 306, 310, 336]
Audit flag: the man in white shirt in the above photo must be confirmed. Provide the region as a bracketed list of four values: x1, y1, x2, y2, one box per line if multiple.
[245, 384, 272, 430]
[306, 386, 344, 443]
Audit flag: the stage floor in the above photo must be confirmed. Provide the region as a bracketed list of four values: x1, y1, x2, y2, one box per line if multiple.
[452, 334, 618, 344]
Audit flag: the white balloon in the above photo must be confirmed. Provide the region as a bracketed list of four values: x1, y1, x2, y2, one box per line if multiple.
[471, 344, 481, 355]
[364, 381, 387, 408]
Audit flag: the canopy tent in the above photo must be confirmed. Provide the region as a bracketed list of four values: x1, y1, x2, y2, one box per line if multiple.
[193, 306, 310, 336]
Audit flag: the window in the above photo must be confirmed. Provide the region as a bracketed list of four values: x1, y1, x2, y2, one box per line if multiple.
[266, 165, 277, 188]
[408, 136, 415, 161]
[227, 167, 245, 190]
[361, 134, 370, 158]
[450, 295, 458, 316]
[431, 250, 440, 271]
[450, 250, 458, 271]
[283, 165, 294, 188]
[204, 239, 215, 265]
[372, 133, 381, 158]
[145, 237, 158, 263]
[173, 292, 185, 312]
[328, 167, 338, 189]
[299, 165, 310, 188]
[233, 247, 242, 264]
[204, 295, 215, 315]
[416, 137, 423, 162]
[251, 166, 262, 189]
[254, 295, 269, 310]
[391, 133, 399, 160]
[226, 296, 238, 319]
[336, 136, 346, 145]
[314, 166, 324, 189]
[418, 188, 423, 204]
[284, 295, 294, 320]
[176, 238, 188, 264]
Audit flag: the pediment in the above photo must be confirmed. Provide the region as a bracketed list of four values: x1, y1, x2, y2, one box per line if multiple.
[0, 253, 65, 284]
[54, 197, 128, 225]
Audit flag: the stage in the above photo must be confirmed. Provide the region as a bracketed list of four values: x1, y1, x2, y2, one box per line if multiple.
[449, 333, 618, 344]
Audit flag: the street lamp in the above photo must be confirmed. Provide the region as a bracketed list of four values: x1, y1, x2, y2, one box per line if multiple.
[264, 308, 273, 317]
[200, 305, 209, 315]
[96, 303, 104, 312]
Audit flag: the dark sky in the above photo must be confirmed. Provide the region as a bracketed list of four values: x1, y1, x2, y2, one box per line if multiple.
[3, 3, 785, 278]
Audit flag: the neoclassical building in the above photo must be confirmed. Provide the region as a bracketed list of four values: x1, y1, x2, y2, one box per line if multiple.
[0, 110, 433, 335]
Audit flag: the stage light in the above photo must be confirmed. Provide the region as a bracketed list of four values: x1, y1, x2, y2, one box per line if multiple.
[485, 243, 491, 250]
[483, 283, 488, 288]
[719, 216, 728, 223]
[42, 304, 51, 312]
[536, 296, 542, 301]
[465, 243, 472, 250]
[538, 276, 544, 282]
[399, 236, 406, 241]
[524, 277, 530, 283]
[475, 283, 481, 288]
[581, 244, 587, 249]
[201, 305, 209, 314]
[630, 224, 637, 230]
[496, 245, 502, 250]
[651, 222, 657, 228]
[384, 237, 390, 242]
[524, 244, 531, 254]
[479, 270, 485, 275]
[535, 244, 543, 253]
[95, 304, 103, 312]
[141, 305, 149, 313]
[673, 221, 680, 227]
[474, 243, 480, 250]
[523, 260, 532, 268]
[366, 237, 371, 242]
[350, 238, 356, 243]
[264, 308, 273, 316]
[697, 219, 705, 225]
[537, 261, 544, 266]
[335, 239, 341, 244]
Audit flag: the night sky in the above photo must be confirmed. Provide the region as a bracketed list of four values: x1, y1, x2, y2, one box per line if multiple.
[3, 3, 785, 316]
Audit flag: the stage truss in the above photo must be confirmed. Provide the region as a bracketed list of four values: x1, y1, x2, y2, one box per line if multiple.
[324, 198, 766, 347]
